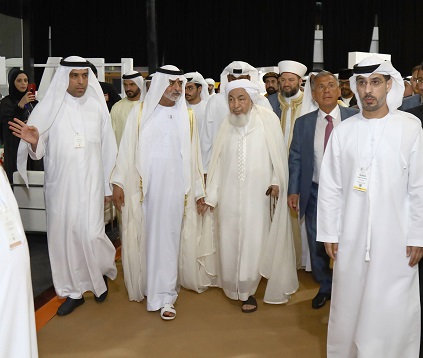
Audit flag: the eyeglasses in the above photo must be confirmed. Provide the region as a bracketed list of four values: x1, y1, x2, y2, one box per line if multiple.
[315, 83, 338, 92]
[356, 79, 385, 88]
[410, 77, 423, 83]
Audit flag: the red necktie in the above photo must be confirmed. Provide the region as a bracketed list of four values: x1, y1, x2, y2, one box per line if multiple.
[324, 115, 333, 152]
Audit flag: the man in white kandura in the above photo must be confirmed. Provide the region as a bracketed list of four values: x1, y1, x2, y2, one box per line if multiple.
[205, 78, 216, 96]
[110, 70, 144, 147]
[199, 79, 298, 313]
[12, 56, 118, 316]
[0, 165, 38, 357]
[317, 56, 423, 357]
[184, 71, 210, 169]
[111, 65, 214, 320]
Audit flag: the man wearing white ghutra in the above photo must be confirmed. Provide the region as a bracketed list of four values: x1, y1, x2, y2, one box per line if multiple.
[12, 56, 118, 316]
[317, 56, 423, 357]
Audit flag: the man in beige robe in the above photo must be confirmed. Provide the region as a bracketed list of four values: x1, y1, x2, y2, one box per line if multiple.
[110, 71, 144, 147]
[268, 60, 308, 270]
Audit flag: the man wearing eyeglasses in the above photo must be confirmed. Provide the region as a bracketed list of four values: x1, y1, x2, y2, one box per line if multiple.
[288, 71, 358, 310]
[409, 64, 421, 95]
[317, 56, 423, 357]
[400, 62, 423, 110]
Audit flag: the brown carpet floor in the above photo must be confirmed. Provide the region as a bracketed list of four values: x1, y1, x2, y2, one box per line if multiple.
[36, 261, 328, 358]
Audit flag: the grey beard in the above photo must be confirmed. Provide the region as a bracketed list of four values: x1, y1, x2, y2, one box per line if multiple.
[228, 110, 251, 127]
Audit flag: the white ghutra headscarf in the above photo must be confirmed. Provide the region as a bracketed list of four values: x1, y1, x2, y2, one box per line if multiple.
[184, 71, 210, 102]
[350, 55, 404, 113]
[122, 71, 145, 102]
[17, 55, 107, 185]
[136, 65, 192, 196]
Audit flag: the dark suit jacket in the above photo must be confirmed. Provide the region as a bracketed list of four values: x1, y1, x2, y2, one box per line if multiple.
[288, 105, 359, 218]
[399, 94, 421, 111]
[267, 92, 281, 118]
[405, 104, 423, 126]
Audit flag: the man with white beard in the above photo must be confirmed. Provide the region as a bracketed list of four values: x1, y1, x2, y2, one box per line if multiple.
[202, 61, 273, 172]
[199, 79, 298, 313]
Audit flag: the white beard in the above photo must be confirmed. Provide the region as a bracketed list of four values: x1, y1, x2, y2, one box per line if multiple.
[228, 110, 251, 127]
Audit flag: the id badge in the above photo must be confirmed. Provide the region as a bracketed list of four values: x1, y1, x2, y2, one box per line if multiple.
[74, 133, 85, 148]
[353, 168, 368, 192]
[0, 209, 22, 249]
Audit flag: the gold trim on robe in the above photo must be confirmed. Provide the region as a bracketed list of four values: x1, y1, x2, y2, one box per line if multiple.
[278, 91, 304, 147]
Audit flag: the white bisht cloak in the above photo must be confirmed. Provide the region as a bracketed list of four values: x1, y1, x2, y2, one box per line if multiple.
[317, 112, 423, 358]
[205, 105, 298, 303]
[0, 167, 38, 357]
[111, 103, 216, 302]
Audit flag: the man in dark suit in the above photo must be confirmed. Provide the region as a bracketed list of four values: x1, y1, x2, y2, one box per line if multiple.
[406, 104, 423, 124]
[400, 61, 423, 110]
[400, 92, 422, 110]
[288, 71, 358, 309]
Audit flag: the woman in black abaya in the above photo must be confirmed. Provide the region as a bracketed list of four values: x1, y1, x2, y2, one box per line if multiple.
[0, 70, 43, 184]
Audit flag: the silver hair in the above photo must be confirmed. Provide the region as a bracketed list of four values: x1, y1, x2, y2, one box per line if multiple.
[310, 71, 339, 90]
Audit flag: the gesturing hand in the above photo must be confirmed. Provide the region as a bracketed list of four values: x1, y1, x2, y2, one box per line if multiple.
[9, 118, 39, 146]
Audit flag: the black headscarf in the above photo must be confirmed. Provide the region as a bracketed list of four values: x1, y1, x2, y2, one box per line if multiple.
[8, 69, 28, 101]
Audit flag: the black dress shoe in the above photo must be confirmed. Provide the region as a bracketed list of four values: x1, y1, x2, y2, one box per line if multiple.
[95, 276, 108, 303]
[57, 297, 85, 316]
[312, 292, 331, 309]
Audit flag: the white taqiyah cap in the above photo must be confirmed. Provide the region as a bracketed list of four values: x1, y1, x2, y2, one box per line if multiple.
[278, 60, 307, 77]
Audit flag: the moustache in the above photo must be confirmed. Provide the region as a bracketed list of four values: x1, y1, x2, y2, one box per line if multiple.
[364, 95, 376, 100]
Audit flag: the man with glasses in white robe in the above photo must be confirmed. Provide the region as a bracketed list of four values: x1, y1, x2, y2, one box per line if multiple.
[318, 56, 423, 357]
